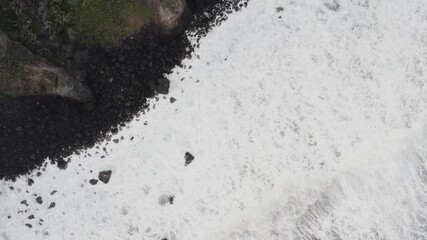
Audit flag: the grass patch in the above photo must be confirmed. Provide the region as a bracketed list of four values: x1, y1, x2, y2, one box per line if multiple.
[69, 0, 152, 46]
[138, 3, 152, 22]
[0, 0, 154, 48]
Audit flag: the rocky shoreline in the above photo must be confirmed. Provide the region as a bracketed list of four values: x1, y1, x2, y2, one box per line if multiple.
[0, 0, 248, 180]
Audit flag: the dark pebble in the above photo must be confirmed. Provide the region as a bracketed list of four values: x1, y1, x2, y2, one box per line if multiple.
[157, 78, 170, 94]
[36, 196, 43, 204]
[48, 202, 56, 209]
[89, 179, 98, 185]
[98, 170, 112, 184]
[184, 152, 195, 166]
[27, 178, 34, 186]
[57, 159, 68, 170]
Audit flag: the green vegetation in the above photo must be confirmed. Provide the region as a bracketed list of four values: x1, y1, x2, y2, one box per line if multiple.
[0, 0, 73, 51]
[66, 0, 152, 46]
[138, 3, 152, 22]
[43, 69, 59, 89]
[0, 0, 153, 48]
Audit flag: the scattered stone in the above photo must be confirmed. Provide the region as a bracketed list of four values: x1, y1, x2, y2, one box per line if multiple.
[48, 202, 56, 209]
[25, 223, 32, 228]
[169, 97, 177, 103]
[276, 7, 284, 12]
[36, 196, 43, 204]
[157, 77, 170, 94]
[98, 170, 112, 184]
[27, 178, 34, 186]
[119, 54, 125, 62]
[28, 215, 34, 219]
[50, 190, 57, 195]
[20, 200, 28, 206]
[89, 179, 98, 185]
[158, 194, 175, 206]
[184, 152, 195, 166]
[57, 159, 68, 170]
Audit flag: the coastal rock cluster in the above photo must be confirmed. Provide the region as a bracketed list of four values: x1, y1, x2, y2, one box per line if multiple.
[0, 0, 249, 180]
[0, 0, 193, 100]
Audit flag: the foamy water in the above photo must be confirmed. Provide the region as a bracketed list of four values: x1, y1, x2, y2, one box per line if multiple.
[1, 0, 427, 239]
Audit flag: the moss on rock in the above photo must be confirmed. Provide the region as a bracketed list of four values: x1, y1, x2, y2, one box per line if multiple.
[0, 40, 60, 96]
[0, 31, 93, 101]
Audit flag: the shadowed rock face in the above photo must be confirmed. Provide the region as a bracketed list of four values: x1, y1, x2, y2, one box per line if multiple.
[0, 31, 93, 102]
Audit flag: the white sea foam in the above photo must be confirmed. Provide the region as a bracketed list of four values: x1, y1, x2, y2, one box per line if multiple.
[1, 0, 427, 239]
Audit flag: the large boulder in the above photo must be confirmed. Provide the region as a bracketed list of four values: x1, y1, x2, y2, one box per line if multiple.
[142, 0, 191, 33]
[156, 0, 191, 31]
[0, 31, 93, 102]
